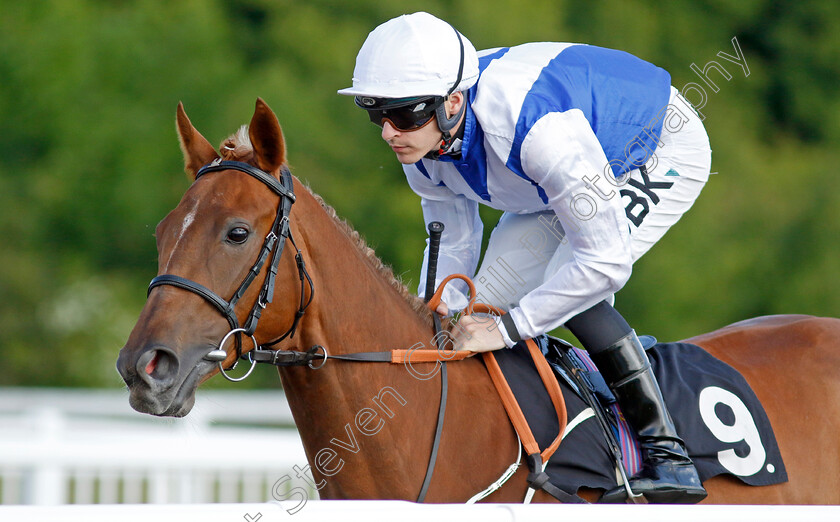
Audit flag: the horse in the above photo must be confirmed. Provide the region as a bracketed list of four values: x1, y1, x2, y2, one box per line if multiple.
[117, 99, 840, 504]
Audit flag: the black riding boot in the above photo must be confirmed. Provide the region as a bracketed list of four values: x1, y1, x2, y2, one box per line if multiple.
[591, 331, 707, 504]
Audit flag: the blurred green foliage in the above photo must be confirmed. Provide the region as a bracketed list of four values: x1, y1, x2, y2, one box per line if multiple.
[1, 0, 838, 388]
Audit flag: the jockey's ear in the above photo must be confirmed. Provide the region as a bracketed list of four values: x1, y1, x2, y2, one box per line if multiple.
[176, 102, 219, 180]
[248, 98, 287, 175]
[447, 91, 465, 118]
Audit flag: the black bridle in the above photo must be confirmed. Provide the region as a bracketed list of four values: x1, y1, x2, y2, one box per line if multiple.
[147, 159, 313, 365]
[146, 158, 445, 502]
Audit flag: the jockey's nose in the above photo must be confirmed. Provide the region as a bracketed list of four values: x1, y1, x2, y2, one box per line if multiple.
[381, 121, 400, 141]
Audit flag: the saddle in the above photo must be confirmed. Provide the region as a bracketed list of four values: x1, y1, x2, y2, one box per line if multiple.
[487, 334, 789, 501]
[423, 274, 786, 502]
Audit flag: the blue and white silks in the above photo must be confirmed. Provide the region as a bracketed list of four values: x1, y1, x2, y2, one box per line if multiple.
[406, 43, 672, 341]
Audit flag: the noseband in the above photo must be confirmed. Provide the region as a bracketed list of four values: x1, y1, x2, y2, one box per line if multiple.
[147, 159, 313, 372]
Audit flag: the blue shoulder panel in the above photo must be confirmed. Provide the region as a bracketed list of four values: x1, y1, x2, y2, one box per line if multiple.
[414, 160, 431, 179]
[441, 90, 491, 201]
[506, 45, 671, 179]
[439, 49, 514, 203]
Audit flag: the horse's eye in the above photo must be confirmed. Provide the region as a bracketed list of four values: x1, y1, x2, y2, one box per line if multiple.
[227, 227, 249, 244]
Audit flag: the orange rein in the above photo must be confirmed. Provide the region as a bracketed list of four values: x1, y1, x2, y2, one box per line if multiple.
[404, 273, 568, 464]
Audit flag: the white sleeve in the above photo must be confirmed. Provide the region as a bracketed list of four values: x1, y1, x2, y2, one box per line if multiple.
[404, 163, 483, 310]
[505, 110, 633, 341]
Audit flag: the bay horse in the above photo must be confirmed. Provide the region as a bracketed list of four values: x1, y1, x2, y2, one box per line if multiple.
[117, 99, 840, 504]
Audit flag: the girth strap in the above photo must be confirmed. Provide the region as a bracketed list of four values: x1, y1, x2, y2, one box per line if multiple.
[525, 453, 587, 504]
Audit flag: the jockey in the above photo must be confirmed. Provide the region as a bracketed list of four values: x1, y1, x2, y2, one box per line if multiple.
[339, 12, 711, 504]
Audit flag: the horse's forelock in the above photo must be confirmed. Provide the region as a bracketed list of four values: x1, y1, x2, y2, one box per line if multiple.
[219, 125, 255, 162]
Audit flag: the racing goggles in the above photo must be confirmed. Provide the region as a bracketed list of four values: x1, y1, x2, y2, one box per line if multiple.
[355, 95, 444, 132]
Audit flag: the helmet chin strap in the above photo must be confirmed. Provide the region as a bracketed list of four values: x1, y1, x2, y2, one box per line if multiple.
[424, 99, 466, 160]
[424, 22, 467, 161]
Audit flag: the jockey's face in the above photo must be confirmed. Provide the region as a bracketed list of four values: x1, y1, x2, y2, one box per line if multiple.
[380, 92, 464, 164]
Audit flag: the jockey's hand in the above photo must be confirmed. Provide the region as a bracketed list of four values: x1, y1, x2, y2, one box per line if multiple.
[435, 301, 449, 316]
[451, 314, 506, 352]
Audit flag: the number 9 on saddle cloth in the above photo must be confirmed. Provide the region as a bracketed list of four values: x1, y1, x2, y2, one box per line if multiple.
[493, 335, 787, 498]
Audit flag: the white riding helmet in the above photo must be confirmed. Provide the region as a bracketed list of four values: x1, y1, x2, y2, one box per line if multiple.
[337, 12, 480, 99]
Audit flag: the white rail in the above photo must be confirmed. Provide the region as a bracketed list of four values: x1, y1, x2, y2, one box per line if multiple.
[4, 389, 838, 519]
[1, 501, 839, 522]
[0, 388, 312, 505]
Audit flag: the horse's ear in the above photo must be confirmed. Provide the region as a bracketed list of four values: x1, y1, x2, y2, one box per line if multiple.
[248, 98, 286, 175]
[176, 102, 219, 180]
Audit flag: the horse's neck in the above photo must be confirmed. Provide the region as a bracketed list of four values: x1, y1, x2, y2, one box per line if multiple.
[269, 184, 526, 501]
[272, 183, 441, 497]
[290, 185, 433, 352]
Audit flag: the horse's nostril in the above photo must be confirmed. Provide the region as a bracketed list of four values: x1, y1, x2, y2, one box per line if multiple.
[137, 347, 179, 386]
[145, 351, 161, 375]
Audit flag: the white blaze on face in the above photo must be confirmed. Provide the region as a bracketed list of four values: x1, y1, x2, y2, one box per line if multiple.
[163, 201, 199, 272]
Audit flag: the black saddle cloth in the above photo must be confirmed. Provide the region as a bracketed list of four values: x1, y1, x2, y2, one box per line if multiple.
[491, 338, 787, 495]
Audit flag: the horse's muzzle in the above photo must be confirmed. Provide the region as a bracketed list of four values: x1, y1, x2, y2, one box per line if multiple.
[117, 344, 207, 417]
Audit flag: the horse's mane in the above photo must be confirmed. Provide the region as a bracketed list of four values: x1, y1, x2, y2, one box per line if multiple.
[220, 127, 433, 327]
